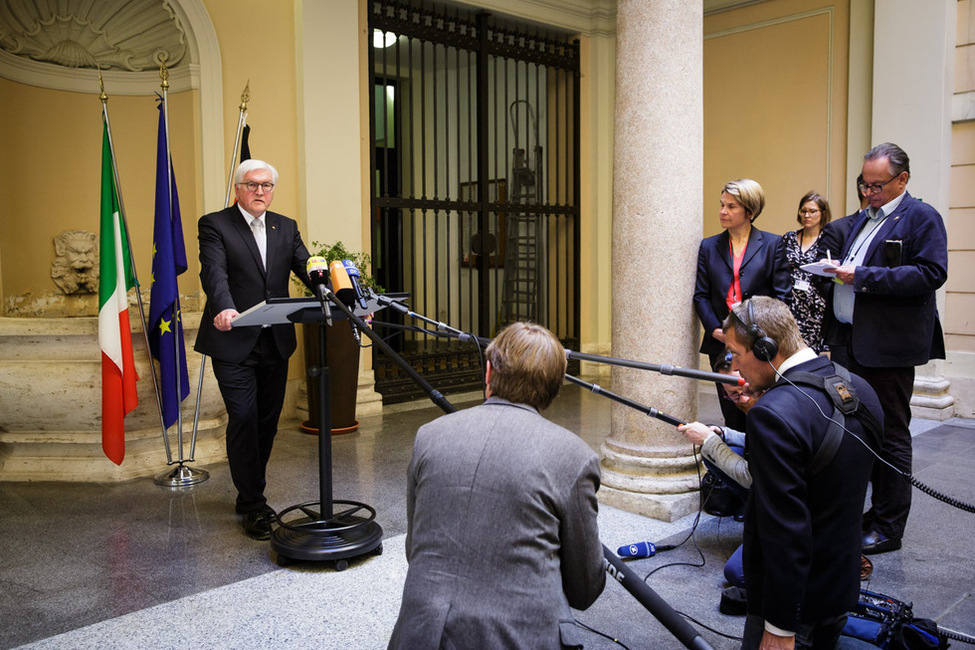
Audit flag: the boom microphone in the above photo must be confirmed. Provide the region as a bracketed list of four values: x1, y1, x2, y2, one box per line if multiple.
[342, 259, 369, 309]
[603, 547, 714, 649]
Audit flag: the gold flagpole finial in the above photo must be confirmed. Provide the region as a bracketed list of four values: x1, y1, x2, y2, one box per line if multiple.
[158, 54, 170, 91]
[239, 81, 250, 112]
[97, 65, 108, 103]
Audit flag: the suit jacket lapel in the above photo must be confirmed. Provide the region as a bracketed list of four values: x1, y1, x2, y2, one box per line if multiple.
[263, 212, 277, 276]
[840, 209, 870, 259]
[740, 227, 763, 269]
[717, 230, 732, 271]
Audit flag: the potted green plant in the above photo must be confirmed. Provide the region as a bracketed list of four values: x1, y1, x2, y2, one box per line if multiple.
[294, 241, 381, 434]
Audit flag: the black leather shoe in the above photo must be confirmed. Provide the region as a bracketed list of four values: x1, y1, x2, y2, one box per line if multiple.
[862, 529, 901, 555]
[236, 505, 277, 523]
[242, 511, 273, 540]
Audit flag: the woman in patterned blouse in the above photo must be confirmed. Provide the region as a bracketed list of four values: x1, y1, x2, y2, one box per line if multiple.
[783, 191, 832, 352]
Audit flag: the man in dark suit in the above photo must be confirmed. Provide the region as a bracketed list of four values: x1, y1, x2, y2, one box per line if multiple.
[388, 322, 605, 649]
[195, 160, 312, 540]
[824, 143, 948, 555]
[725, 297, 882, 650]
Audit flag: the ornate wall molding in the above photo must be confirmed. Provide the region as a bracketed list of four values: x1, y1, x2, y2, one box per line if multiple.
[0, 0, 196, 93]
[0, 0, 187, 70]
[0, 47, 198, 93]
[458, 0, 616, 36]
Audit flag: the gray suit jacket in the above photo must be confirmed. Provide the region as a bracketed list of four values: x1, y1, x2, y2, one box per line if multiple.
[388, 397, 605, 650]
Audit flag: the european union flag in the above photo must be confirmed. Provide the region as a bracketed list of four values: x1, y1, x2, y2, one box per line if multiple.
[148, 97, 189, 429]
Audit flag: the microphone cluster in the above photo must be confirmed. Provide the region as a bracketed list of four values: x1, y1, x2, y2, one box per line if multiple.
[304, 256, 371, 309]
[305, 257, 372, 343]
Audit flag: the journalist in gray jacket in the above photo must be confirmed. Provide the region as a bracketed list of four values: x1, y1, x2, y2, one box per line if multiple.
[388, 322, 606, 650]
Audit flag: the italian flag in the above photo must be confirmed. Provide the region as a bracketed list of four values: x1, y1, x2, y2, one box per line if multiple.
[98, 116, 139, 465]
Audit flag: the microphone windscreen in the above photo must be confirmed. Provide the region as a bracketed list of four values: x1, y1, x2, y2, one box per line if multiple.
[307, 256, 328, 281]
[617, 541, 656, 558]
[329, 260, 356, 306]
[329, 260, 353, 291]
[342, 259, 360, 278]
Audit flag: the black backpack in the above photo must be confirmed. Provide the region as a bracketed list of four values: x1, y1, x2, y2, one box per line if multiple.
[768, 362, 884, 476]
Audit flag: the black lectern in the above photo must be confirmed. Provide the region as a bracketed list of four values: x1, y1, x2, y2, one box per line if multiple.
[233, 294, 406, 569]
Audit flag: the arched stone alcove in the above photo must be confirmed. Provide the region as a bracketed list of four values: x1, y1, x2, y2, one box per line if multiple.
[0, 0, 228, 480]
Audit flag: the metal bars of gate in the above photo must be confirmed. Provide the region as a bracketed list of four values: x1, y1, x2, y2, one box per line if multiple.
[368, 0, 580, 401]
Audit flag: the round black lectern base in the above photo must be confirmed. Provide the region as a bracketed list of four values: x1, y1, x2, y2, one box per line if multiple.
[270, 499, 384, 570]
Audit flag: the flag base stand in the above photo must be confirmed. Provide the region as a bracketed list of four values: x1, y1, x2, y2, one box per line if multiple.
[270, 500, 383, 570]
[154, 462, 209, 488]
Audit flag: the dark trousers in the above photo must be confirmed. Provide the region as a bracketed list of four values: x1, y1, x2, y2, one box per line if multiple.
[742, 613, 848, 649]
[829, 343, 914, 540]
[211, 329, 290, 514]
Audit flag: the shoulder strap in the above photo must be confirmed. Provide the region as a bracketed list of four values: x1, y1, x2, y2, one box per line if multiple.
[772, 364, 883, 476]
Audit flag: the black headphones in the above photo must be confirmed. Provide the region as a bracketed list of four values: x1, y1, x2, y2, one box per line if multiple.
[730, 300, 779, 362]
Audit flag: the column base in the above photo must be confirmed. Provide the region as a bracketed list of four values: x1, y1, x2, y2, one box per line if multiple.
[599, 486, 701, 523]
[356, 367, 384, 417]
[911, 375, 954, 421]
[599, 442, 703, 522]
[0, 416, 227, 482]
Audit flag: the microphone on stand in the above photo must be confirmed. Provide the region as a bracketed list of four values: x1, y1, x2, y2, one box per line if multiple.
[342, 259, 369, 309]
[328, 261, 361, 345]
[306, 256, 332, 326]
[329, 261, 358, 308]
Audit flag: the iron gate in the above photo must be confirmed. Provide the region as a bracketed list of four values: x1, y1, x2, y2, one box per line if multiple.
[368, 0, 580, 402]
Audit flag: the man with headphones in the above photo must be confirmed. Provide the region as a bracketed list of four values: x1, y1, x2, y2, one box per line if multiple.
[725, 296, 884, 650]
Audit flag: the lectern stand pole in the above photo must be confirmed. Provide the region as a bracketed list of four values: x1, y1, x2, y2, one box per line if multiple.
[250, 299, 384, 569]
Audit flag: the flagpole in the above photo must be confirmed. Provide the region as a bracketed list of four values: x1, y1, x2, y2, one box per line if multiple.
[160, 59, 186, 456]
[154, 57, 208, 488]
[225, 82, 249, 206]
[191, 83, 251, 461]
[99, 69, 172, 463]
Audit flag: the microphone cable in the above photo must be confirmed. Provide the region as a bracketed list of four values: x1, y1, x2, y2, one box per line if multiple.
[770, 361, 975, 514]
[571, 620, 632, 649]
[638, 447, 717, 581]
[613, 424, 744, 581]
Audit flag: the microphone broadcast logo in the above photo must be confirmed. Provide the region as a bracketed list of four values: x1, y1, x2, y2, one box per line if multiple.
[617, 541, 656, 559]
[342, 259, 369, 309]
[306, 256, 329, 299]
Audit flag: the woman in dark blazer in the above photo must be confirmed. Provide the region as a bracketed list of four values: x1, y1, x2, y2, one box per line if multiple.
[694, 179, 791, 430]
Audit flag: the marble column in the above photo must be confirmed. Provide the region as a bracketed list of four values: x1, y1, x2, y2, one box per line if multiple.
[873, 0, 955, 420]
[600, 0, 704, 522]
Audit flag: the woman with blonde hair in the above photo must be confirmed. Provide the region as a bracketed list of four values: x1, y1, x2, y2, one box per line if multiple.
[694, 179, 791, 430]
